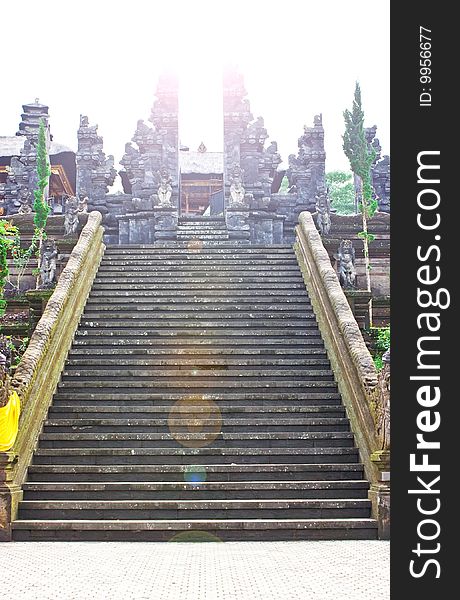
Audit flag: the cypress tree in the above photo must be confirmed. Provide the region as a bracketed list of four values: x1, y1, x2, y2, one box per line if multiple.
[343, 82, 377, 325]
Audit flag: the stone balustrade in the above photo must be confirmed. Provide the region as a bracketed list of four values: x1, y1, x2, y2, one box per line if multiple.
[0, 211, 104, 540]
[295, 211, 390, 538]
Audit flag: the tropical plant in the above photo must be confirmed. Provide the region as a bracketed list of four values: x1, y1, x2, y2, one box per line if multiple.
[8, 118, 51, 293]
[0, 221, 20, 316]
[343, 82, 377, 324]
[279, 175, 290, 194]
[325, 171, 355, 215]
[371, 326, 390, 370]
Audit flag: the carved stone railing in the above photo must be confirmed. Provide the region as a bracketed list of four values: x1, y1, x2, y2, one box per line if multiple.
[295, 211, 390, 538]
[0, 211, 104, 540]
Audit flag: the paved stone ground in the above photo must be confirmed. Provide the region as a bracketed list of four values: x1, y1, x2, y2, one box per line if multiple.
[0, 540, 389, 599]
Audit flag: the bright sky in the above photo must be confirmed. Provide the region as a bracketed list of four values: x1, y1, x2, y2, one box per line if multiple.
[1, 0, 389, 188]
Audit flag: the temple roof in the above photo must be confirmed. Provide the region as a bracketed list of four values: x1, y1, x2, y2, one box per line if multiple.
[180, 150, 223, 175]
[0, 136, 75, 157]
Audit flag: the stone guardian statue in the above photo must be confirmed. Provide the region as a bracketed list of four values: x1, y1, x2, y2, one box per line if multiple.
[315, 189, 332, 235]
[156, 167, 173, 207]
[228, 165, 249, 208]
[337, 240, 356, 289]
[64, 196, 80, 236]
[39, 239, 58, 288]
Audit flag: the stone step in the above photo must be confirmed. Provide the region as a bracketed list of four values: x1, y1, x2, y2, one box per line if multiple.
[179, 217, 226, 222]
[179, 223, 226, 227]
[82, 305, 315, 315]
[177, 227, 228, 232]
[61, 368, 333, 379]
[175, 231, 228, 234]
[76, 326, 320, 336]
[17, 498, 371, 520]
[85, 298, 311, 307]
[76, 326, 319, 337]
[32, 446, 360, 465]
[171, 238, 231, 242]
[21, 481, 369, 501]
[105, 245, 292, 251]
[71, 337, 325, 347]
[48, 405, 345, 419]
[57, 382, 338, 395]
[157, 241, 279, 247]
[27, 463, 363, 483]
[91, 283, 307, 291]
[12, 518, 378, 542]
[43, 417, 350, 433]
[102, 253, 297, 260]
[67, 347, 328, 357]
[177, 224, 227, 227]
[102, 257, 299, 264]
[88, 289, 308, 297]
[98, 261, 299, 277]
[79, 314, 317, 324]
[51, 392, 342, 406]
[39, 431, 354, 449]
[177, 221, 227, 225]
[94, 274, 305, 281]
[176, 227, 228, 231]
[64, 357, 329, 368]
[100, 258, 300, 266]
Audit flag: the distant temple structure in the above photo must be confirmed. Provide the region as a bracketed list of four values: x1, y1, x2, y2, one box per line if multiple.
[0, 100, 75, 216]
[179, 143, 223, 215]
[0, 68, 390, 241]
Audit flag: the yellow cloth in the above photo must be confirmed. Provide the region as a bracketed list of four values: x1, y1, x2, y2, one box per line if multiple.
[0, 391, 21, 452]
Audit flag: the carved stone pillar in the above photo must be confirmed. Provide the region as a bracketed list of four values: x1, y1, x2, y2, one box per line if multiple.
[286, 115, 326, 213]
[118, 71, 179, 243]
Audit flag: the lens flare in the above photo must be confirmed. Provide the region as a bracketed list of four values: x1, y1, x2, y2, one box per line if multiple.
[168, 531, 223, 543]
[168, 396, 222, 448]
[184, 465, 207, 484]
[187, 238, 204, 252]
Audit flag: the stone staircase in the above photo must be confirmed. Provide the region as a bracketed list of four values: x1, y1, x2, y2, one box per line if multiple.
[12, 232, 378, 541]
[177, 216, 229, 243]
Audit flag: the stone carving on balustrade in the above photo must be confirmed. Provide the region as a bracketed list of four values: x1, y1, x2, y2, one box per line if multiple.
[286, 115, 326, 213]
[376, 348, 390, 451]
[76, 115, 116, 212]
[315, 188, 332, 236]
[39, 239, 58, 288]
[64, 196, 79, 236]
[337, 240, 356, 289]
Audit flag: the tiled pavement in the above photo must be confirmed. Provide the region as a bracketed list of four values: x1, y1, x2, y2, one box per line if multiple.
[0, 540, 389, 599]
